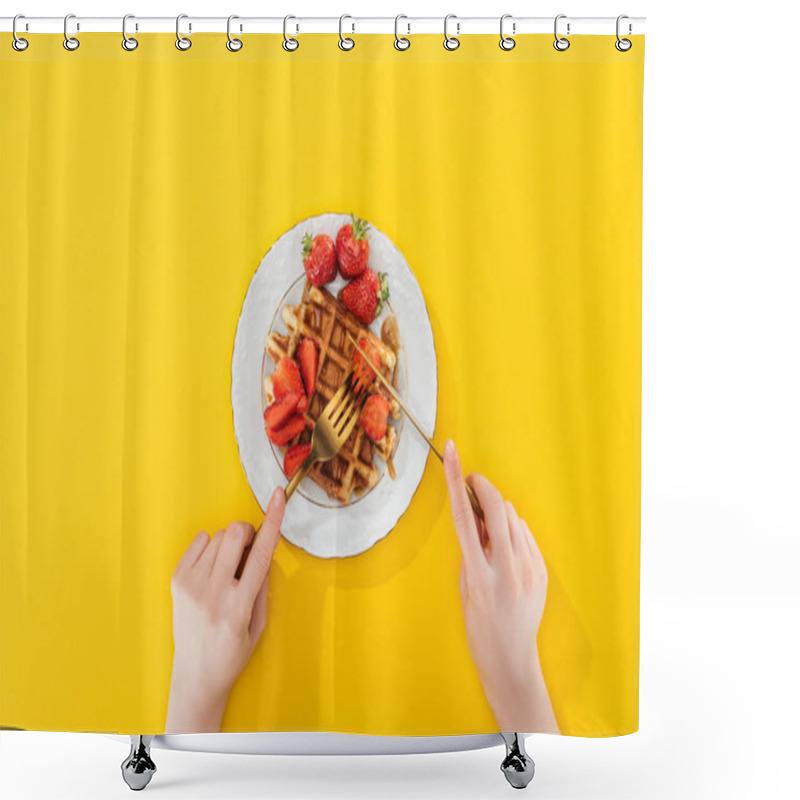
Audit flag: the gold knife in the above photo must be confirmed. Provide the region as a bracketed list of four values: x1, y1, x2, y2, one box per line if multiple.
[347, 333, 484, 523]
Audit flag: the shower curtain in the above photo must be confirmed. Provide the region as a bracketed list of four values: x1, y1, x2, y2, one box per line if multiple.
[0, 31, 644, 737]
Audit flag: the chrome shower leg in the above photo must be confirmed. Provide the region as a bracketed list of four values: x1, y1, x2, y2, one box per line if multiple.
[121, 735, 156, 791]
[500, 732, 535, 789]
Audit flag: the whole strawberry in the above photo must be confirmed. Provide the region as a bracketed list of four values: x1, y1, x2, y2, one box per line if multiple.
[340, 268, 389, 325]
[302, 233, 337, 287]
[336, 215, 370, 278]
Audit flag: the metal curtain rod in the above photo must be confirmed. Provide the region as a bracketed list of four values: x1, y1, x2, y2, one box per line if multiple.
[2, 16, 646, 36]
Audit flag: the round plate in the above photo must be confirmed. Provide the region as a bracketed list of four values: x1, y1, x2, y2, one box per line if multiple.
[231, 213, 437, 559]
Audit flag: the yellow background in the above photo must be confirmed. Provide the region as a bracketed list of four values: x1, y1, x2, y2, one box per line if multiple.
[1, 34, 643, 735]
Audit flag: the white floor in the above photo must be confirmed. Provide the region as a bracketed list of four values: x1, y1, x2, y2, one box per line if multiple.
[2, 597, 798, 799]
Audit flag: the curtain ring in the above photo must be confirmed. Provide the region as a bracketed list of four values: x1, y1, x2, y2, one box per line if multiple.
[12, 14, 29, 51]
[553, 14, 570, 51]
[615, 14, 632, 51]
[283, 15, 299, 51]
[499, 14, 515, 51]
[175, 14, 192, 51]
[227, 15, 243, 51]
[63, 13, 80, 51]
[443, 14, 460, 51]
[339, 14, 355, 51]
[122, 14, 138, 51]
[394, 14, 410, 51]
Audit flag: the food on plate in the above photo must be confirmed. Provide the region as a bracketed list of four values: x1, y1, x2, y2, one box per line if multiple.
[335, 215, 370, 278]
[302, 233, 338, 286]
[352, 336, 381, 393]
[264, 391, 302, 430]
[271, 356, 307, 411]
[265, 281, 400, 504]
[265, 412, 307, 447]
[359, 394, 390, 442]
[381, 313, 400, 354]
[296, 337, 318, 398]
[340, 267, 389, 324]
[284, 442, 312, 479]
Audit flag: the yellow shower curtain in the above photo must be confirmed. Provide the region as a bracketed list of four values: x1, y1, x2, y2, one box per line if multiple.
[1, 33, 643, 736]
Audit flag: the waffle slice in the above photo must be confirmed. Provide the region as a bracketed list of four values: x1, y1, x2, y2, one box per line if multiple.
[265, 281, 400, 505]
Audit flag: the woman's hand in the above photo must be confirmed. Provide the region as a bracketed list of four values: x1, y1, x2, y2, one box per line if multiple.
[443, 440, 559, 733]
[165, 487, 285, 733]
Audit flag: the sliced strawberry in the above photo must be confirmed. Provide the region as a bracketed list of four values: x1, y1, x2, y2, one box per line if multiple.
[297, 338, 318, 399]
[359, 394, 390, 442]
[264, 392, 301, 430]
[297, 394, 309, 414]
[266, 413, 306, 446]
[272, 357, 304, 399]
[352, 337, 381, 393]
[284, 442, 312, 479]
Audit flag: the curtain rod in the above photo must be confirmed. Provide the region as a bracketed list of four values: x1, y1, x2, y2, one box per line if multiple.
[2, 16, 646, 37]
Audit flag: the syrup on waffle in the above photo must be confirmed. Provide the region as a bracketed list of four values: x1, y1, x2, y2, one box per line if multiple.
[265, 281, 400, 505]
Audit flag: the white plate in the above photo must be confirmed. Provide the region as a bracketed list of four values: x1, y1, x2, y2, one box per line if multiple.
[231, 213, 437, 559]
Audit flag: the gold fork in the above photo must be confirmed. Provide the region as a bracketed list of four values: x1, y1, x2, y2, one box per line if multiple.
[284, 369, 370, 502]
[347, 333, 485, 524]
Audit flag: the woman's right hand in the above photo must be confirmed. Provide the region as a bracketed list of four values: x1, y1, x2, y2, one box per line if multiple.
[443, 439, 559, 733]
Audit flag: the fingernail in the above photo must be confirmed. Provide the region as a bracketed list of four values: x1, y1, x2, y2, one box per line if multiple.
[270, 486, 285, 511]
[444, 439, 455, 459]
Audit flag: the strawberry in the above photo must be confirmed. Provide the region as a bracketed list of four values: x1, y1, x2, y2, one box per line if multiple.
[336, 215, 370, 278]
[359, 394, 390, 442]
[352, 337, 381, 392]
[266, 413, 306, 446]
[264, 392, 301, 430]
[272, 357, 305, 400]
[284, 442, 312, 479]
[302, 233, 338, 287]
[297, 338, 318, 399]
[340, 269, 389, 325]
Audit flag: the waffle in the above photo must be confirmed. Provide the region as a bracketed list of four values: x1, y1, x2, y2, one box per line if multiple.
[264, 281, 400, 505]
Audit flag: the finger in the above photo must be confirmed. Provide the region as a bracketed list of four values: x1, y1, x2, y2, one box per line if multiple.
[249, 576, 269, 642]
[504, 500, 525, 555]
[239, 487, 285, 602]
[469, 473, 513, 572]
[197, 529, 226, 575]
[518, 515, 536, 561]
[214, 521, 256, 581]
[443, 440, 486, 574]
[176, 530, 210, 574]
[458, 560, 468, 604]
[522, 519, 544, 565]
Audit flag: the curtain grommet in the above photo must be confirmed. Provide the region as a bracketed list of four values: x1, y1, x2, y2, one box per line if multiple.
[339, 15, 355, 51]
[615, 15, 632, 51]
[283, 15, 299, 51]
[121, 14, 139, 51]
[63, 13, 80, 51]
[553, 14, 570, 51]
[443, 14, 460, 51]
[226, 15, 243, 52]
[499, 14, 516, 51]
[394, 15, 410, 51]
[175, 14, 192, 51]
[12, 15, 29, 51]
